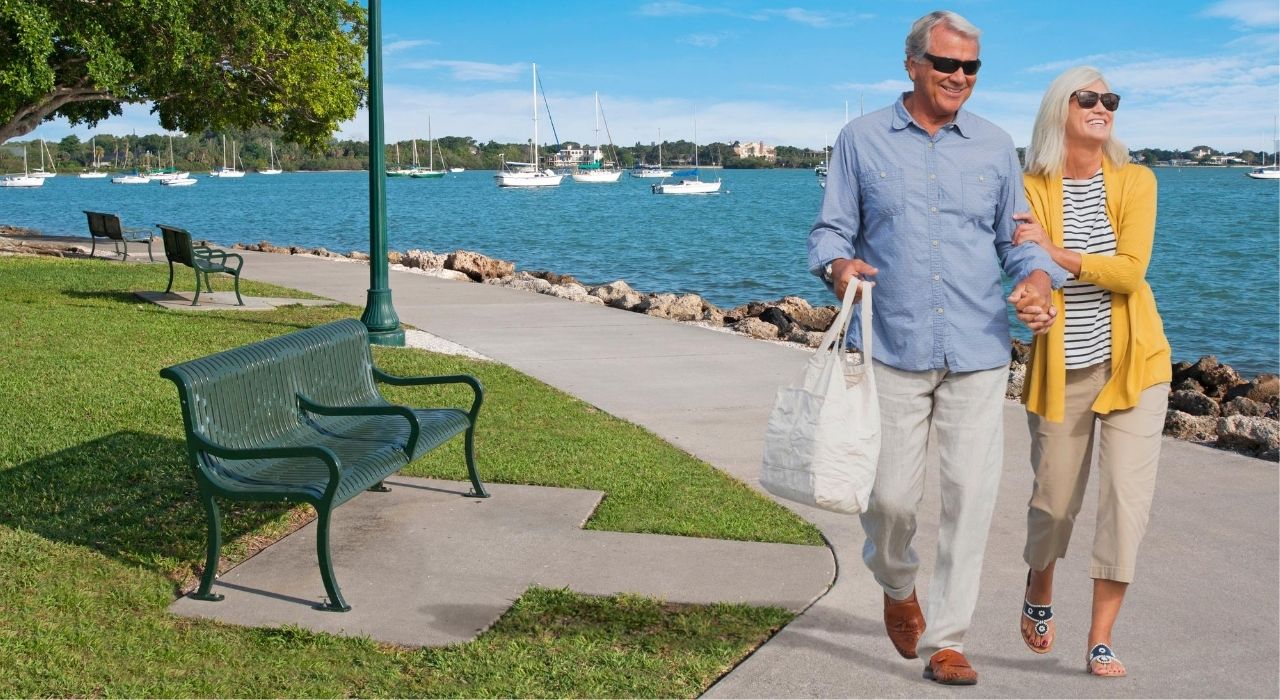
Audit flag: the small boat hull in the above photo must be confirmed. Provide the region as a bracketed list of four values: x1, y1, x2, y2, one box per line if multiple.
[571, 169, 623, 183]
[652, 178, 722, 195]
[0, 176, 43, 188]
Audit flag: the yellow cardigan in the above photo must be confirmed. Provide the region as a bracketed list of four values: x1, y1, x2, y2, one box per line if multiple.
[1022, 159, 1171, 422]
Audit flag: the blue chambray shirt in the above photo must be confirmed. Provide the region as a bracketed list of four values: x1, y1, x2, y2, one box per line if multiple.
[808, 94, 1066, 373]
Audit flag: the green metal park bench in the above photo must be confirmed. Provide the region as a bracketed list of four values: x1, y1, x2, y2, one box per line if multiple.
[161, 318, 489, 611]
[83, 210, 154, 261]
[156, 223, 245, 306]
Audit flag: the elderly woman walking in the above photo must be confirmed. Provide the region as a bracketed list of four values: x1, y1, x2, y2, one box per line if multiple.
[1011, 66, 1171, 677]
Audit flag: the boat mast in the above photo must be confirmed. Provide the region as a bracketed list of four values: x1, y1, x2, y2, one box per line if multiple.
[658, 127, 663, 167]
[531, 63, 539, 170]
[428, 114, 434, 170]
[593, 91, 601, 162]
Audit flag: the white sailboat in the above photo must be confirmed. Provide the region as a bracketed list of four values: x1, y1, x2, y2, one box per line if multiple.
[260, 141, 282, 175]
[1, 147, 44, 188]
[149, 134, 189, 182]
[631, 127, 673, 178]
[111, 137, 150, 184]
[651, 118, 721, 195]
[30, 139, 56, 178]
[1247, 117, 1280, 180]
[572, 92, 622, 183]
[78, 135, 108, 178]
[409, 115, 446, 178]
[209, 135, 245, 177]
[495, 63, 563, 188]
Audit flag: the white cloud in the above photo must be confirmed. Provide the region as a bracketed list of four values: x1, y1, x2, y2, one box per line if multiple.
[759, 7, 870, 28]
[383, 39, 436, 54]
[680, 33, 726, 48]
[833, 79, 912, 94]
[638, 1, 717, 17]
[400, 60, 525, 82]
[1201, 0, 1280, 28]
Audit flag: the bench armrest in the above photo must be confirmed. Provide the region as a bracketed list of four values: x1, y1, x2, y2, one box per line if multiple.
[297, 393, 420, 459]
[122, 226, 152, 236]
[189, 432, 344, 500]
[372, 370, 484, 422]
[193, 247, 244, 272]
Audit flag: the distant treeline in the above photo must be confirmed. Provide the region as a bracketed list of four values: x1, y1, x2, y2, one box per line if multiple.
[1, 128, 1271, 172]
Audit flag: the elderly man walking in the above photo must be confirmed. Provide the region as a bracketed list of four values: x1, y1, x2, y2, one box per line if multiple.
[808, 10, 1064, 686]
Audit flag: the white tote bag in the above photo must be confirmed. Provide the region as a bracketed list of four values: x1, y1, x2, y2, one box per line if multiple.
[760, 279, 880, 514]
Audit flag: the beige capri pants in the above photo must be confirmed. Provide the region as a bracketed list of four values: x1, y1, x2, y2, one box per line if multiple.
[1023, 362, 1170, 583]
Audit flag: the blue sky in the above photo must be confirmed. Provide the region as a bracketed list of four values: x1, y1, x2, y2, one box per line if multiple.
[31, 0, 1280, 152]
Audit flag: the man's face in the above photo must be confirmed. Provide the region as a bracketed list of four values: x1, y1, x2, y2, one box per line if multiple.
[904, 25, 979, 120]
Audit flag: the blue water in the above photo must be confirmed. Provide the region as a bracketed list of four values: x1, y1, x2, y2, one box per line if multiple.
[3, 168, 1277, 377]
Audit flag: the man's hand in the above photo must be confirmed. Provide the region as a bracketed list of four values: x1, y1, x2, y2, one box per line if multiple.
[1008, 269, 1056, 335]
[831, 258, 878, 301]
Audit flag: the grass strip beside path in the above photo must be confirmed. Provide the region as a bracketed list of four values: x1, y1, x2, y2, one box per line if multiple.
[0, 257, 818, 697]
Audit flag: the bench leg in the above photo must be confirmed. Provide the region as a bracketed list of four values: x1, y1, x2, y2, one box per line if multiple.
[231, 272, 244, 306]
[145, 238, 154, 262]
[191, 270, 202, 306]
[90, 236, 98, 259]
[191, 495, 226, 602]
[165, 260, 176, 294]
[464, 426, 489, 498]
[314, 506, 351, 612]
[116, 240, 127, 261]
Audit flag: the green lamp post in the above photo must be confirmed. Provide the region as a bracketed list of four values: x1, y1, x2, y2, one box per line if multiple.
[360, 0, 405, 346]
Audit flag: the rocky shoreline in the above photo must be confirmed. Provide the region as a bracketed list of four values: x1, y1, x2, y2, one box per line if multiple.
[3, 227, 1276, 461]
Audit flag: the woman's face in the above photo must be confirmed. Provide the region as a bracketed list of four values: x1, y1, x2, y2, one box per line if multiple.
[1064, 78, 1114, 148]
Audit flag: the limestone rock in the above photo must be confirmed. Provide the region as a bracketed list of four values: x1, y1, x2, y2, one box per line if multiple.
[387, 251, 403, 265]
[1247, 374, 1279, 405]
[1169, 389, 1219, 417]
[1223, 397, 1268, 418]
[723, 301, 770, 324]
[1006, 362, 1026, 400]
[611, 291, 645, 311]
[1173, 377, 1204, 394]
[643, 293, 703, 321]
[1163, 410, 1218, 441]
[445, 250, 514, 282]
[784, 326, 822, 347]
[310, 247, 333, 258]
[1216, 415, 1280, 459]
[1010, 339, 1031, 365]
[732, 317, 780, 340]
[702, 305, 726, 327]
[590, 280, 635, 306]
[529, 270, 580, 286]
[547, 282, 591, 302]
[773, 296, 835, 332]
[403, 249, 445, 270]
[348, 250, 370, 261]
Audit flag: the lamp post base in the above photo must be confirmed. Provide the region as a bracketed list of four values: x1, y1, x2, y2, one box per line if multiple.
[367, 327, 406, 346]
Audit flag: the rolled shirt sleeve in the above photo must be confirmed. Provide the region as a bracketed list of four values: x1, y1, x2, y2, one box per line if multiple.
[995, 145, 1067, 288]
[808, 129, 860, 278]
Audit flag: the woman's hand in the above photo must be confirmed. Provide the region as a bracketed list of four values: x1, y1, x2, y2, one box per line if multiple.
[1012, 212, 1051, 249]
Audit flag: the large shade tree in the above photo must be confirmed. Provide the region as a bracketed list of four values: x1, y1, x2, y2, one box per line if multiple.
[0, 0, 368, 148]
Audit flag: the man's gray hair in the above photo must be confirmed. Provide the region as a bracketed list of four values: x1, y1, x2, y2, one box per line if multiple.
[905, 10, 981, 60]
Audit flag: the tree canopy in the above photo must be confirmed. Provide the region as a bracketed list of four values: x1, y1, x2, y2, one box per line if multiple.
[0, 0, 368, 148]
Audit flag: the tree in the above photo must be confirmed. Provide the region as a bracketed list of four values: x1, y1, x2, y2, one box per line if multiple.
[0, 0, 368, 149]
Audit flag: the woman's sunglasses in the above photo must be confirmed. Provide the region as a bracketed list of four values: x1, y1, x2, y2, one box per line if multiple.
[921, 52, 982, 76]
[1071, 90, 1121, 111]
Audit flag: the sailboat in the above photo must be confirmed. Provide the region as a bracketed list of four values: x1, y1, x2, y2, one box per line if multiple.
[29, 139, 56, 178]
[572, 92, 623, 183]
[651, 117, 721, 194]
[111, 137, 150, 184]
[1, 147, 44, 187]
[260, 141, 282, 175]
[208, 135, 245, 177]
[1247, 117, 1280, 180]
[79, 136, 108, 178]
[149, 134, 189, 182]
[631, 127, 673, 178]
[409, 115, 446, 178]
[495, 63, 563, 188]
[816, 133, 828, 189]
[387, 142, 409, 177]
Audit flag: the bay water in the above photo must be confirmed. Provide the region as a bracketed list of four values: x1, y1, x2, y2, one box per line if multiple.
[2, 167, 1276, 377]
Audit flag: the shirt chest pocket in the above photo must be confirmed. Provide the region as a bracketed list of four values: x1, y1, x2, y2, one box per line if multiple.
[861, 167, 905, 219]
[961, 171, 1002, 223]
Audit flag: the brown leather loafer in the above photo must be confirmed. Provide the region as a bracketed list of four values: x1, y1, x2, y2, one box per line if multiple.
[883, 590, 925, 659]
[923, 649, 978, 685]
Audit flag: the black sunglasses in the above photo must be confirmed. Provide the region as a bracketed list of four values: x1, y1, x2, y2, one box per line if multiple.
[1071, 90, 1121, 111]
[921, 52, 982, 76]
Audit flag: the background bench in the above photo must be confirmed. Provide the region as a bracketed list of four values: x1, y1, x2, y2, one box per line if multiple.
[161, 318, 488, 611]
[83, 211, 153, 261]
[156, 223, 244, 306]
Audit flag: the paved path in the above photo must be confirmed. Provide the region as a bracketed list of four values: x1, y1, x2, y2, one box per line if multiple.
[40, 234, 1272, 698]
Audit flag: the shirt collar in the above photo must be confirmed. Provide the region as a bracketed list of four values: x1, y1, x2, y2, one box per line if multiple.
[891, 92, 974, 139]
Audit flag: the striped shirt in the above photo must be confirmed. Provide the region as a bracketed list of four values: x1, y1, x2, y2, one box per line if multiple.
[1062, 170, 1113, 369]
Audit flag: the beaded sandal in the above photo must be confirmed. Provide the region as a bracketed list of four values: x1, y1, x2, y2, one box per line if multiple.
[1086, 644, 1126, 676]
[1021, 570, 1054, 654]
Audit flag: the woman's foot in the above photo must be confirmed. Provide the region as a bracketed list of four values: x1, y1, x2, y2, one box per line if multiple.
[1085, 643, 1127, 677]
[1021, 569, 1054, 653]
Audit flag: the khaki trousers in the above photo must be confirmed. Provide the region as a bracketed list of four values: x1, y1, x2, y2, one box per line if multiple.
[860, 361, 1008, 658]
[1023, 362, 1170, 583]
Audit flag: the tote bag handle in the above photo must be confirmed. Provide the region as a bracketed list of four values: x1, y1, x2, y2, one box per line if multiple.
[816, 277, 874, 361]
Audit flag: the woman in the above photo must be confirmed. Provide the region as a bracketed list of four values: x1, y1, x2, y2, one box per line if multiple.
[1012, 66, 1171, 677]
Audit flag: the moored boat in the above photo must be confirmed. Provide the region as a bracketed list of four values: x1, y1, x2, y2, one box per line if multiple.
[495, 63, 563, 188]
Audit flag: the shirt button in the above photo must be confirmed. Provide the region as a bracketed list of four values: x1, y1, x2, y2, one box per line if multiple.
[978, 175, 985, 182]
[931, 240, 939, 246]
[929, 173, 936, 180]
[936, 307, 944, 314]
[930, 206, 938, 213]
[933, 274, 940, 281]
[879, 171, 886, 178]
[928, 143, 934, 149]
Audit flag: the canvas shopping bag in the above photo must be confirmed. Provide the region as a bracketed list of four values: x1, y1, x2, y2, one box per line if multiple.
[760, 279, 880, 514]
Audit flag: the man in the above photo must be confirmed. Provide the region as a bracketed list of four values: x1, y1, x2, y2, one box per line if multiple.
[807, 10, 1063, 686]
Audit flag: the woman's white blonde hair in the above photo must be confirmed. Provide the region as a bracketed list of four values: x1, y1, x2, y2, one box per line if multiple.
[1025, 66, 1128, 176]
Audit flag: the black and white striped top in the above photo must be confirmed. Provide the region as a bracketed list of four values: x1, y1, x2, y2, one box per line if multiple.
[1062, 171, 1113, 369]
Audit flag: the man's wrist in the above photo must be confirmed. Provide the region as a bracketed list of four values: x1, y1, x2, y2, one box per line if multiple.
[822, 262, 834, 283]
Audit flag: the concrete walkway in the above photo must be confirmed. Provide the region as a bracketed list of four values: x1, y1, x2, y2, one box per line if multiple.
[224, 249, 1278, 699]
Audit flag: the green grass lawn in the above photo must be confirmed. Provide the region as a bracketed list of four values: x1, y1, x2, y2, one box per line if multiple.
[0, 256, 822, 698]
